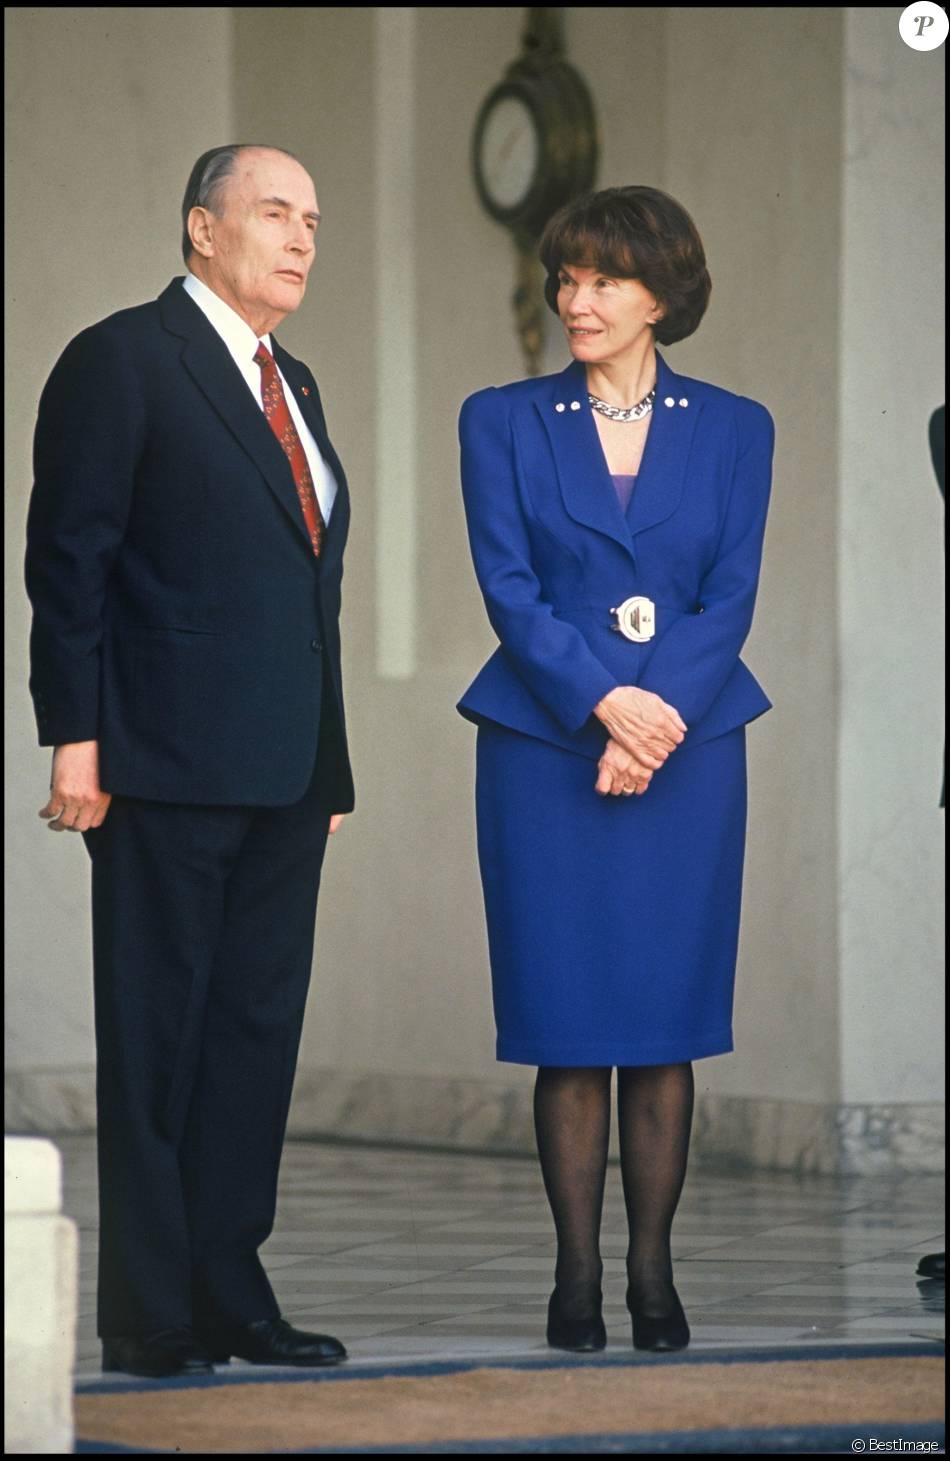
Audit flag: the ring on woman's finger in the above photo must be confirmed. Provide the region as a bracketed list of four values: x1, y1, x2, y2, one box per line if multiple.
[621, 787, 635, 796]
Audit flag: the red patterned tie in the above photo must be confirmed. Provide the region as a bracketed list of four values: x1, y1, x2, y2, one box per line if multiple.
[254, 343, 325, 556]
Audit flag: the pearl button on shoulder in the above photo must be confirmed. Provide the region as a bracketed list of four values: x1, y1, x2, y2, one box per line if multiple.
[664, 396, 675, 407]
[555, 403, 566, 413]
[679, 397, 689, 407]
[570, 401, 581, 410]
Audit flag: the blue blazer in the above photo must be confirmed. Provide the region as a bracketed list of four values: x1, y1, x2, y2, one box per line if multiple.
[457, 351, 774, 758]
[25, 279, 354, 808]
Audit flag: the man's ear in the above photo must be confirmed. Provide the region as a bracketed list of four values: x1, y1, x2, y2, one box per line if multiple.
[188, 206, 215, 259]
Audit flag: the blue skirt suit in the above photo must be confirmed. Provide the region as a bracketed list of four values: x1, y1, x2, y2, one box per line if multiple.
[457, 353, 775, 1067]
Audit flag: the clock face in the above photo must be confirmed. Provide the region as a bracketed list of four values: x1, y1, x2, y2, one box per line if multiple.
[476, 94, 540, 212]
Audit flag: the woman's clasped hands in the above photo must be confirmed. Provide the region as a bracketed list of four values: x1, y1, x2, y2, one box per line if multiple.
[593, 686, 687, 798]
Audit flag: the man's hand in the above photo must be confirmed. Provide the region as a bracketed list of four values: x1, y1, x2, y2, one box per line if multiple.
[595, 737, 654, 797]
[39, 741, 112, 832]
[594, 686, 687, 768]
[329, 814, 346, 835]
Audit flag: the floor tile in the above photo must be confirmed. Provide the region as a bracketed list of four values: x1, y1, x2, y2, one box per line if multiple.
[57, 1134, 944, 1378]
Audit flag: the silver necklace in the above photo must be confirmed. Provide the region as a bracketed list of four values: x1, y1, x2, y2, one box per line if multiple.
[587, 386, 656, 422]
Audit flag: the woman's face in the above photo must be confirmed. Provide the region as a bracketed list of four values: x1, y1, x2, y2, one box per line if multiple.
[556, 263, 662, 365]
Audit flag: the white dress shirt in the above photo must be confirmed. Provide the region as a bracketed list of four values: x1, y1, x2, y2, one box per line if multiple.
[183, 271, 337, 524]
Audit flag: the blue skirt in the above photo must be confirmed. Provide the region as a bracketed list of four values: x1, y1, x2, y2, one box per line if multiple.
[475, 723, 748, 1067]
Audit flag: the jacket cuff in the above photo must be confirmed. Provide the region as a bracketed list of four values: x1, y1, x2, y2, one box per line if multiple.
[560, 670, 620, 735]
[34, 704, 99, 749]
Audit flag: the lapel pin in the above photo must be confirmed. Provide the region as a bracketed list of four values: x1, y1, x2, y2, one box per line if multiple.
[301, 386, 311, 396]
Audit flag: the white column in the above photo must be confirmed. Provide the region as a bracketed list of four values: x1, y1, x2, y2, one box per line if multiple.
[837, 7, 945, 1104]
[374, 6, 418, 679]
[4, 1138, 78, 1454]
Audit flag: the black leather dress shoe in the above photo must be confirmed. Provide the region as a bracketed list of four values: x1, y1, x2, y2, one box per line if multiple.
[916, 1252, 945, 1281]
[545, 1290, 607, 1352]
[205, 1317, 347, 1367]
[101, 1327, 214, 1378]
[627, 1286, 690, 1352]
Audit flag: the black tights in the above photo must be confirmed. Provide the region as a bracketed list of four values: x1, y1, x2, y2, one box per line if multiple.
[533, 1063, 694, 1319]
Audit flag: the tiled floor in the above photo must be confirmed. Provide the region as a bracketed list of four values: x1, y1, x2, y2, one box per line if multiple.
[61, 1134, 944, 1379]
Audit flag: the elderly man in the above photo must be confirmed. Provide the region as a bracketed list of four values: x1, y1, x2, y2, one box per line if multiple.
[25, 145, 354, 1378]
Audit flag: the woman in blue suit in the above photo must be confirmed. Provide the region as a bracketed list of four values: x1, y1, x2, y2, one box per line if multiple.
[457, 186, 774, 1354]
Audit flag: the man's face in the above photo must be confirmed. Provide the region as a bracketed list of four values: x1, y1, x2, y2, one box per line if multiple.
[193, 148, 320, 332]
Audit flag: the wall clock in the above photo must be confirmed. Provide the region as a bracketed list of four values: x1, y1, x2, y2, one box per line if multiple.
[472, 8, 598, 373]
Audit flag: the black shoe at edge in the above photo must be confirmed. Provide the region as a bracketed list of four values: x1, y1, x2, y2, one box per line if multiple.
[202, 1316, 347, 1367]
[101, 1327, 214, 1378]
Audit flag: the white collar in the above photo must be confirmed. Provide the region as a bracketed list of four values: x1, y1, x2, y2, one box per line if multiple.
[183, 272, 273, 359]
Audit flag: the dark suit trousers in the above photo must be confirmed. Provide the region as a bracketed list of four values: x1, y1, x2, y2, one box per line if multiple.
[84, 711, 338, 1338]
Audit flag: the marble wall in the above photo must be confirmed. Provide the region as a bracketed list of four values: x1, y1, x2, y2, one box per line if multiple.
[4, 7, 944, 1174]
[654, 5, 845, 1105]
[3, 1066, 942, 1178]
[4, 4, 234, 1073]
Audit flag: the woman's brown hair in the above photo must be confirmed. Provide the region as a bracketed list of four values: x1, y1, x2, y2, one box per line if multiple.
[539, 185, 711, 346]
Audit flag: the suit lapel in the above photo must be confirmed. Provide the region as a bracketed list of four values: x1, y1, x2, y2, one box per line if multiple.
[159, 281, 314, 555]
[627, 352, 703, 539]
[536, 359, 634, 558]
[534, 352, 703, 555]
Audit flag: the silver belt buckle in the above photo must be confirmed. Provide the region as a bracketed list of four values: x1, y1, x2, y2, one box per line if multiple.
[610, 596, 656, 642]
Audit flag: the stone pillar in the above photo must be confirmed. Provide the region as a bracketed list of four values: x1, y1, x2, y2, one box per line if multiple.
[836, 6, 945, 1117]
[4, 1138, 78, 1455]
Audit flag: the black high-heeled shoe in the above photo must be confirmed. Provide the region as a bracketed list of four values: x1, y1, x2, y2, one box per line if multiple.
[546, 1289, 607, 1352]
[627, 1285, 690, 1352]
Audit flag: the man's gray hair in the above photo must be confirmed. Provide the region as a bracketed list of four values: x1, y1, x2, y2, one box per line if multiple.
[181, 143, 300, 263]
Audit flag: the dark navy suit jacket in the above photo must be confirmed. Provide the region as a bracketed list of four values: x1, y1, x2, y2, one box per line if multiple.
[457, 351, 774, 757]
[25, 278, 354, 808]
